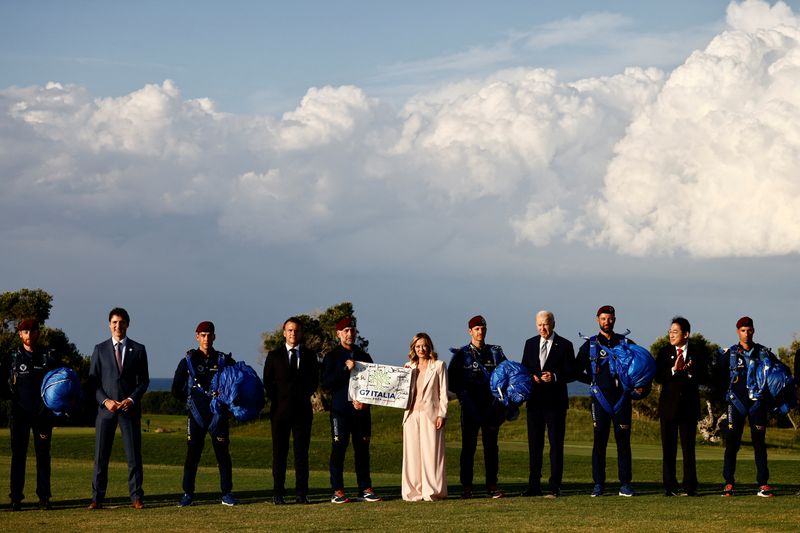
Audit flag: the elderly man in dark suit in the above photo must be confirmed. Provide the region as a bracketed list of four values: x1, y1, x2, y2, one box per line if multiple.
[520, 310, 575, 498]
[88, 307, 149, 509]
[263, 317, 320, 505]
[654, 316, 708, 497]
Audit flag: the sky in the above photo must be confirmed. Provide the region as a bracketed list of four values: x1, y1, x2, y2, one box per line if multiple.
[1, 0, 799, 378]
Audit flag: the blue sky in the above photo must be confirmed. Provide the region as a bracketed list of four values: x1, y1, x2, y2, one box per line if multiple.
[2, 1, 799, 378]
[2, 1, 731, 112]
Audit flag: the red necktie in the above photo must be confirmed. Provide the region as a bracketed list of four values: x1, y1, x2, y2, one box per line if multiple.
[675, 347, 685, 372]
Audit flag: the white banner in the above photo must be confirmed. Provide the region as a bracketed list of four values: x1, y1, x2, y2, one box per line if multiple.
[347, 362, 412, 409]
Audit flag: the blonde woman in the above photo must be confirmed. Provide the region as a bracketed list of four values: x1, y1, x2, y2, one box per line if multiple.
[402, 332, 448, 501]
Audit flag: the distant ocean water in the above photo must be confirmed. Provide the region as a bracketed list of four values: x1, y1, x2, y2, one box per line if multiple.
[148, 377, 590, 396]
[149, 378, 173, 391]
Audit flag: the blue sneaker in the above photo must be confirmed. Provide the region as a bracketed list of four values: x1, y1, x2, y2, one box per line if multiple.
[178, 493, 193, 507]
[221, 493, 239, 506]
[619, 484, 634, 497]
[591, 484, 604, 497]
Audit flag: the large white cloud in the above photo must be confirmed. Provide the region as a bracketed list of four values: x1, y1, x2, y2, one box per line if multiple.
[590, 0, 800, 257]
[2, 0, 799, 258]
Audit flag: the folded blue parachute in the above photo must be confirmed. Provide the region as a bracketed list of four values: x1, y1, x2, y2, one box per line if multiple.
[40, 367, 82, 417]
[607, 342, 656, 399]
[490, 360, 533, 407]
[210, 361, 265, 423]
[753, 351, 797, 415]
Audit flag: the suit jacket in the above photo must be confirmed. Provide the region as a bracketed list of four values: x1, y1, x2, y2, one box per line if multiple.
[263, 344, 320, 421]
[89, 338, 150, 414]
[403, 359, 449, 425]
[655, 341, 708, 421]
[521, 333, 575, 412]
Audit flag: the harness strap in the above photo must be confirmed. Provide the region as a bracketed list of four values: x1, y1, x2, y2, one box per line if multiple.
[588, 336, 627, 414]
[185, 352, 226, 431]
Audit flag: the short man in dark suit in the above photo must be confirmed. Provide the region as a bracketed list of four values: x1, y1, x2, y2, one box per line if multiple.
[88, 307, 149, 509]
[520, 310, 575, 498]
[320, 316, 381, 504]
[263, 317, 320, 505]
[654, 316, 707, 496]
[171, 321, 238, 507]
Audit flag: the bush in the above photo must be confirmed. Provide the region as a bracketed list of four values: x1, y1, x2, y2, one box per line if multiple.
[140, 391, 186, 415]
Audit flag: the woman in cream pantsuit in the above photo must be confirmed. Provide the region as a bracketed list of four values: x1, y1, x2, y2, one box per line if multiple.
[402, 332, 449, 501]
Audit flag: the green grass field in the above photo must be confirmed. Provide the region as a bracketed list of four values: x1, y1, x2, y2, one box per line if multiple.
[2, 404, 800, 532]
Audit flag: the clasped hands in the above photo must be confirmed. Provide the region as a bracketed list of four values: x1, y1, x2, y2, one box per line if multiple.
[103, 398, 133, 412]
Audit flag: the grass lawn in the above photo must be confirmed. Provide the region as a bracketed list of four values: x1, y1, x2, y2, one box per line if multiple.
[2, 404, 800, 532]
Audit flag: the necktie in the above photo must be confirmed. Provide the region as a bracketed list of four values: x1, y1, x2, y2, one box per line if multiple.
[115, 342, 123, 372]
[290, 348, 298, 375]
[539, 341, 548, 369]
[675, 347, 685, 372]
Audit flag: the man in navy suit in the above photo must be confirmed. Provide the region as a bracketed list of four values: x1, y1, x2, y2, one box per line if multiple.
[88, 307, 149, 509]
[520, 310, 575, 498]
[263, 317, 320, 505]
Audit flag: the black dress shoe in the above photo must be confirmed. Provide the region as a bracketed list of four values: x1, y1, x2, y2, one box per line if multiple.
[11, 500, 22, 512]
[521, 487, 543, 497]
[295, 495, 311, 504]
[39, 498, 52, 510]
[273, 495, 286, 505]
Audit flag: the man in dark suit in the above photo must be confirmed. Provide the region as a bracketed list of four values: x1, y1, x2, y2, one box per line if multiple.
[654, 316, 707, 496]
[263, 317, 320, 505]
[520, 310, 575, 498]
[88, 307, 149, 509]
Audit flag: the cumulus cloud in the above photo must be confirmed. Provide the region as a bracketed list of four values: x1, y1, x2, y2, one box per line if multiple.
[589, 0, 800, 257]
[2, 0, 799, 259]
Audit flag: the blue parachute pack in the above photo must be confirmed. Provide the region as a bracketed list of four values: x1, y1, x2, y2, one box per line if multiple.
[725, 344, 797, 416]
[210, 361, 265, 423]
[490, 360, 533, 408]
[581, 330, 656, 414]
[186, 353, 265, 435]
[40, 367, 82, 417]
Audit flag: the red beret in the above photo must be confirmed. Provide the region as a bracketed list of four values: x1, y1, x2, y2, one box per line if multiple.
[335, 316, 356, 331]
[736, 316, 754, 329]
[196, 321, 215, 333]
[596, 305, 615, 316]
[468, 315, 486, 329]
[17, 318, 39, 331]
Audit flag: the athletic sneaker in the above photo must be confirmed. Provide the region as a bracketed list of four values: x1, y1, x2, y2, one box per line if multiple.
[221, 493, 239, 506]
[488, 487, 505, 499]
[591, 484, 604, 497]
[722, 483, 734, 497]
[757, 485, 774, 498]
[331, 490, 350, 504]
[178, 493, 193, 507]
[618, 484, 634, 497]
[360, 488, 383, 502]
